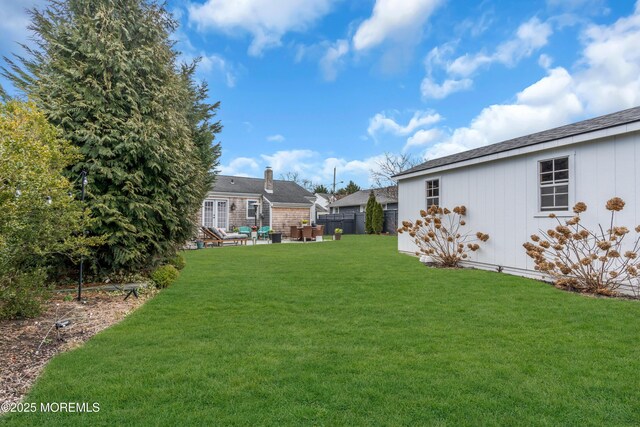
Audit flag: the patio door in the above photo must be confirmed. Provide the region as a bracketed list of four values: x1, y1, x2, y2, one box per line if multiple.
[215, 200, 228, 229]
[203, 199, 229, 229]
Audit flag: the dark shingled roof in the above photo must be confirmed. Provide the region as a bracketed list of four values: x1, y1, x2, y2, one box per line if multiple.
[212, 175, 314, 205]
[395, 106, 640, 178]
[329, 187, 397, 208]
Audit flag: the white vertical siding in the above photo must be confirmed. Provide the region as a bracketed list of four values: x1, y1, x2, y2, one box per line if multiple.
[398, 132, 640, 276]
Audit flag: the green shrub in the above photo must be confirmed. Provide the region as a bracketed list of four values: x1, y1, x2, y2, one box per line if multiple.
[151, 265, 179, 289]
[0, 101, 103, 319]
[0, 270, 49, 320]
[169, 254, 186, 271]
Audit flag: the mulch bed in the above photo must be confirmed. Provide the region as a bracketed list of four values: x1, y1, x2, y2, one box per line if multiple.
[0, 289, 154, 408]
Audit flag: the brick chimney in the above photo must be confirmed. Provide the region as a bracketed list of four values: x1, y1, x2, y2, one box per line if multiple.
[264, 166, 273, 193]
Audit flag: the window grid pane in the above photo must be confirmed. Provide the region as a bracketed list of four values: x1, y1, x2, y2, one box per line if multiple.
[203, 201, 215, 227]
[217, 201, 227, 229]
[247, 199, 257, 219]
[539, 157, 569, 211]
[426, 179, 440, 208]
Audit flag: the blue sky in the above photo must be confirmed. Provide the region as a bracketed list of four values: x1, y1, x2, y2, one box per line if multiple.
[2, 0, 640, 190]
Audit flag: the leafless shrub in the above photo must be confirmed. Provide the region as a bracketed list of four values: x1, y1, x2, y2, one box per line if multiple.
[523, 197, 640, 296]
[398, 205, 489, 267]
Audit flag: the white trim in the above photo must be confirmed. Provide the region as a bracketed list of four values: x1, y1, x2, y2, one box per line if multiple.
[425, 176, 441, 208]
[263, 196, 273, 229]
[534, 152, 575, 216]
[395, 123, 640, 181]
[246, 199, 259, 219]
[202, 197, 230, 229]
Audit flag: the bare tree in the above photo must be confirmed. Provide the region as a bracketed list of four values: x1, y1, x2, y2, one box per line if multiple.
[279, 171, 315, 192]
[370, 152, 421, 189]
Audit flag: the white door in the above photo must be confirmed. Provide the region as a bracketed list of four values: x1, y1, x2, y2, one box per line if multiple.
[203, 200, 215, 228]
[203, 199, 229, 229]
[216, 200, 228, 229]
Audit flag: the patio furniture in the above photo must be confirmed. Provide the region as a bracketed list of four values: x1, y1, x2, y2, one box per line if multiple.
[201, 227, 248, 246]
[290, 226, 301, 241]
[301, 225, 314, 242]
[257, 226, 271, 240]
[312, 225, 324, 238]
[238, 226, 251, 235]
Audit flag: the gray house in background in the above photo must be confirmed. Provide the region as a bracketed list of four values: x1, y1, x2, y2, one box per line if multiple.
[328, 187, 398, 214]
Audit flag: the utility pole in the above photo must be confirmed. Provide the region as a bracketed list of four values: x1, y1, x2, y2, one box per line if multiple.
[332, 167, 336, 194]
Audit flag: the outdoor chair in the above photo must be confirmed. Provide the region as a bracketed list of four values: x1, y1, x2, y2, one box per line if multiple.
[238, 226, 251, 235]
[201, 227, 247, 246]
[312, 225, 324, 238]
[301, 225, 314, 242]
[257, 225, 271, 240]
[290, 226, 301, 241]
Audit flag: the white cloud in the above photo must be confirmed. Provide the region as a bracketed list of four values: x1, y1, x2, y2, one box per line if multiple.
[419, 4, 640, 160]
[188, 0, 335, 56]
[266, 134, 285, 142]
[419, 16, 553, 101]
[260, 150, 317, 174]
[404, 128, 443, 152]
[220, 151, 389, 188]
[420, 77, 473, 99]
[447, 17, 553, 77]
[422, 67, 583, 160]
[352, 0, 442, 51]
[319, 39, 349, 81]
[368, 110, 442, 139]
[219, 157, 260, 176]
[199, 54, 239, 87]
[538, 53, 553, 69]
[574, 3, 640, 114]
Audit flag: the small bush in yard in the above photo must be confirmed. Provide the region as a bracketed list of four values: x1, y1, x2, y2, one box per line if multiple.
[151, 265, 179, 289]
[398, 205, 489, 267]
[169, 254, 186, 271]
[0, 270, 49, 320]
[523, 198, 640, 296]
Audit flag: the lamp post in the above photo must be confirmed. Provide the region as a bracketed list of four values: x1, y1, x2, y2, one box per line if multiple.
[252, 203, 259, 228]
[77, 170, 87, 301]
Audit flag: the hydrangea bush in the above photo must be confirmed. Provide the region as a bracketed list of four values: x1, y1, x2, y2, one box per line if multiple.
[398, 205, 489, 267]
[523, 197, 640, 296]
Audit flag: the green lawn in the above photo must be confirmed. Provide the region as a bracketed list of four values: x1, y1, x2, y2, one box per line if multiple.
[4, 236, 640, 425]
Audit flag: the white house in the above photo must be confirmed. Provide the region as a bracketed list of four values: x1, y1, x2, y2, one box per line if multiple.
[394, 106, 640, 279]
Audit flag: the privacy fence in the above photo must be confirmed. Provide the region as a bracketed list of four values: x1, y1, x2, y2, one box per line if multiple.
[316, 210, 398, 235]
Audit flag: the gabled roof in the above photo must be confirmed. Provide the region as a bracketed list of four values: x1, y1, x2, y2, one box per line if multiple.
[395, 106, 640, 178]
[329, 187, 397, 208]
[211, 175, 314, 205]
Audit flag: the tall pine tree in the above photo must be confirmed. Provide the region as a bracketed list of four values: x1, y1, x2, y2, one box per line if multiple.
[2, 0, 221, 271]
[365, 191, 377, 234]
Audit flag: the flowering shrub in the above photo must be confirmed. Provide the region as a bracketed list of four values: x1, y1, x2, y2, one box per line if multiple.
[398, 205, 489, 267]
[523, 197, 640, 296]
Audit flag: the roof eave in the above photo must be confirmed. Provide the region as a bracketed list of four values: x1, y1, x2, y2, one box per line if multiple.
[396, 120, 640, 180]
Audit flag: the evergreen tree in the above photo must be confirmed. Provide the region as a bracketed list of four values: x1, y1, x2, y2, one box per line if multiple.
[365, 191, 377, 234]
[2, 0, 221, 271]
[312, 184, 329, 194]
[372, 201, 384, 234]
[337, 180, 361, 196]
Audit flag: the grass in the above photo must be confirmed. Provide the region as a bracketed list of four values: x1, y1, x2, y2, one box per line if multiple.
[4, 235, 640, 425]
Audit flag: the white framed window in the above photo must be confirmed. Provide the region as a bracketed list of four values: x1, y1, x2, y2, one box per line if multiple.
[425, 178, 440, 208]
[539, 157, 569, 211]
[246, 199, 259, 219]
